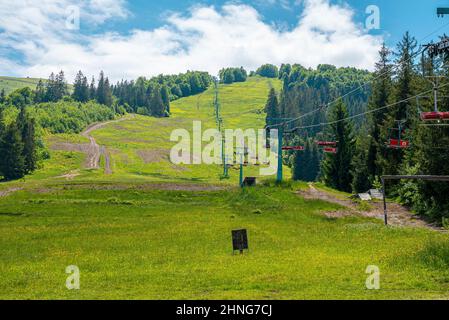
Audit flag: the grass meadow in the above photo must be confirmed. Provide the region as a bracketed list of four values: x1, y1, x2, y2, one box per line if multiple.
[1, 77, 449, 299]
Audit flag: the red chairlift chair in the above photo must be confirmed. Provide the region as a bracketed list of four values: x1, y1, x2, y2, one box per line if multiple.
[388, 138, 410, 149]
[282, 146, 305, 151]
[420, 111, 449, 121]
[323, 147, 337, 154]
[386, 121, 410, 149]
[316, 141, 338, 147]
[417, 76, 449, 123]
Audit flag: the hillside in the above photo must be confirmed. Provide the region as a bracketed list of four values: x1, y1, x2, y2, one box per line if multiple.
[1, 77, 449, 300]
[0, 76, 42, 95]
[5, 76, 283, 185]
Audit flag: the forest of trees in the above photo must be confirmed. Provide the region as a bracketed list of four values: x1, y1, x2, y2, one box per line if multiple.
[112, 71, 212, 115]
[218, 67, 248, 84]
[256, 64, 279, 78]
[0, 69, 214, 180]
[265, 32, 449, 224]
[0, 71, 120, 180]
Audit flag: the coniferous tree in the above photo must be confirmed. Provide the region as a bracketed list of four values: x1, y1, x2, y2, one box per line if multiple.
[265, 88, 279, 127]
[96, 72, 113, 106]
[279, 64, 292, 79]
[321, 100, 355, 192]
[160, 85, 170, 114]
[17, 107, 37, 174]
[35, 80, 46, 103]
[149, 85, 166, 117]
[377, 32, 418, 177]
[397, 47, 449, 221]
[55, 71, 68, 101]
[44, 71, 67, 102]
[89, 76, 96, 100]
[96, 71, 105, 104]
[366, 44, 393, 180]
[352, 139, 371, 193]
[104, 77, 113, 107]
[73, 71, 89, 102]
[0, 121, 25, 181]
[0, 88, 5, 104]
[292, 139, 320, 182]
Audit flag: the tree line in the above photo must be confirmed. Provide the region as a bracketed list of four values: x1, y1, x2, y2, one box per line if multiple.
[219, 67, 248, 84]
[265, 32, 449, 224]
[112, 71, 212, 116]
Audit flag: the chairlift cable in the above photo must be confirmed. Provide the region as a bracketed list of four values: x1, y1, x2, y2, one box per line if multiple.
[288, 83, 449, 131]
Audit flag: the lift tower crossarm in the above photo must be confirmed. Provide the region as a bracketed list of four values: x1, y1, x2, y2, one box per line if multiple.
[437, 8, 449, 17]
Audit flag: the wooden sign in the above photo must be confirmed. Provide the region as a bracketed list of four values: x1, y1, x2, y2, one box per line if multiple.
[232, 229, 248, 254]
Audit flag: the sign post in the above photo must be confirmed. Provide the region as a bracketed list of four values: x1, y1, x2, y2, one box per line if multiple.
[232, 229, 249, 254]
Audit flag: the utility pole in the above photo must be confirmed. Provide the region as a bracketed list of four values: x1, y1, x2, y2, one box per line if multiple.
[276, 125, 284, 183]
[214, 79, 229, 179]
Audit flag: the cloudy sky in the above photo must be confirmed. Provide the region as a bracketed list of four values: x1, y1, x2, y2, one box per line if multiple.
[0, 0, 447, 82]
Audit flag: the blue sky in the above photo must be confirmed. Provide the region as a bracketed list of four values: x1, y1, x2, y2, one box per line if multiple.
[95, 0, 449, 47]
[1, 0, 448, 81]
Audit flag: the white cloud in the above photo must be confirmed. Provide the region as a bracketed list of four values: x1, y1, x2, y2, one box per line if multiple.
[0, 0, 382, 82]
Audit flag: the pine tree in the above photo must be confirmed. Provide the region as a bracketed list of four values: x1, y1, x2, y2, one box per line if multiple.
[160, 85, 170, 114]
[0, 88, 5, 104]
[35, 80, 46, 103]
[149, 85, 166, 117]
[104, 77, 113, 107]
[89, 76, 96, 100]
[352, 140, 371, 193]
[0, 121, 25, 181]
[73, 71, 89, 102]
[321, 100, 355, 192]
[397, 50, 449, 220]
[17, 107, 37, 174]
[366, 44, 393, 180]
[265, 88, 279, 127]
[45, 72, 56, 102]
[96, 71, 105, 104]
[377, 32, 418, 177]
[55, 71, 68, 101]
[292, 139, 319, 182]
[292, 139, 307, 181]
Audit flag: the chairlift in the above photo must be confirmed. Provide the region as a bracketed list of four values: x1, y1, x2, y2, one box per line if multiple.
[323, 147, 337, 154]
[420, 111, 449, 121]
[386, 120, 410, 149]
[416, 75, 449, 124]
[316, 138, 338, 154]
[282, 146, 305, 151]
[316, 141, 338, 147]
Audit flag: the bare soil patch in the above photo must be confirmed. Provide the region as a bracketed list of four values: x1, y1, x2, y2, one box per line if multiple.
[137, 149, 169, 164]
[298, 183, 442, 230]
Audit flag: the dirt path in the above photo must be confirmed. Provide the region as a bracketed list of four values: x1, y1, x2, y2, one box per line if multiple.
[0, 187, 23, 198]
[56, 115, 134, 174]
[298, 183, 442, 230]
